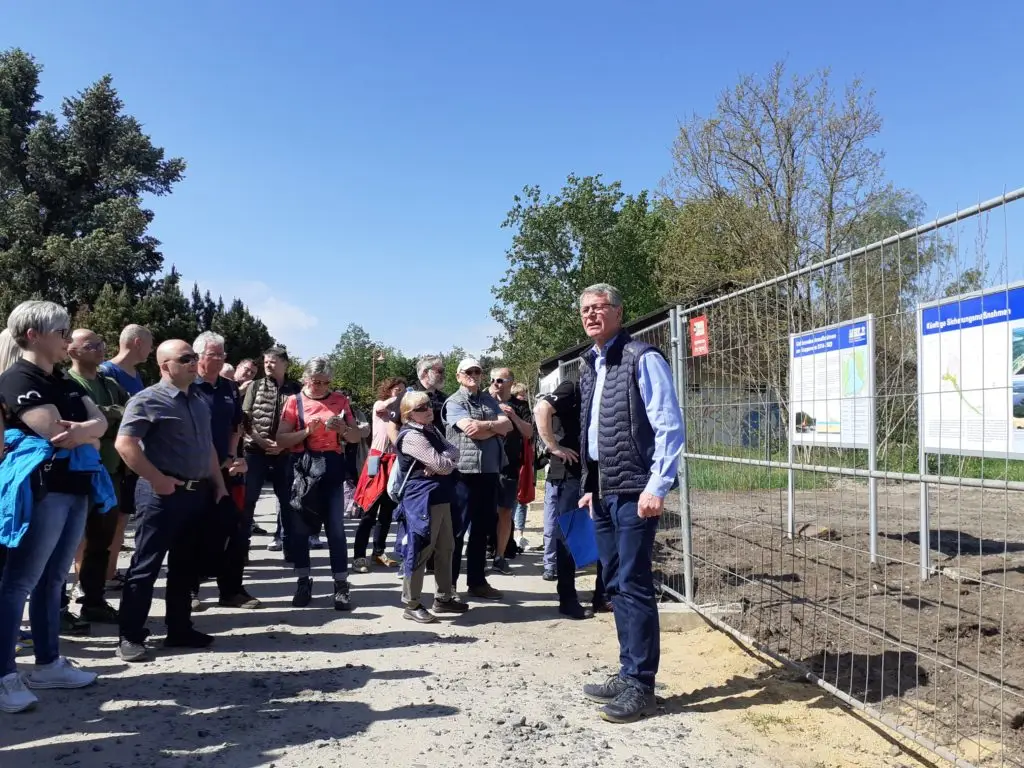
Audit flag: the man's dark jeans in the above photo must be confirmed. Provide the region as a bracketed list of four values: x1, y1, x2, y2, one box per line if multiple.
[592, 492, 659, 691]
[244, 450, 293, 549]
[78, 503, 120, 607]
[450, 472, 498, 590]
[119, 479, 205, 643]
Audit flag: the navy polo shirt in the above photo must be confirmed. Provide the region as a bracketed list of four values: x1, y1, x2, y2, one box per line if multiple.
[119, 380, 214, 480]
[195, 375, 243, 464]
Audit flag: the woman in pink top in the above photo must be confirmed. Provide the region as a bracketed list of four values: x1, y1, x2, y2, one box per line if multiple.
[276, 357, 363, 611]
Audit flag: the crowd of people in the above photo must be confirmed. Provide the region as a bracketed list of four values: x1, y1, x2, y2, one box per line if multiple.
[0, 281, 684, 725]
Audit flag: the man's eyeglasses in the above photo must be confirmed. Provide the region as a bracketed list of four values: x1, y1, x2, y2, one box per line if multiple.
[580, 302, 615, 317]
[176, 353, 200, 364]
[53, 328, 71, 340]
[411, 405, 431, 414]
[462, 368, 482, 376]
[309, 378, 331, 387]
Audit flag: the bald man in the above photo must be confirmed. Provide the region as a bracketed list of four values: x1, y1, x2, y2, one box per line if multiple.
[66, 329, 130, 625]
[114, 339, 228, 662]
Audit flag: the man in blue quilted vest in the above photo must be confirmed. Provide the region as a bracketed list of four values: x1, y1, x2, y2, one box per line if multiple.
[576, 283, 685, 723]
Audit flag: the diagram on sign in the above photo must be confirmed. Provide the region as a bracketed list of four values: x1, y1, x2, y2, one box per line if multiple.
[918, 283, 1024, 459]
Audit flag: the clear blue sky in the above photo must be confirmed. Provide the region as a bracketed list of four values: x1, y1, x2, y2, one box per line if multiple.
[4, 1, 1023, 359]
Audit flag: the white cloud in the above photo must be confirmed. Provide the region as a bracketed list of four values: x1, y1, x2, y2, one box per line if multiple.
[198, 279, 318, 348]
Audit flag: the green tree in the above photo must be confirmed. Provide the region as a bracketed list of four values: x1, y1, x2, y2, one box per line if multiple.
[491, 174, 666, 375]
[0, 48, 185, 318]
[212, 298, 274, 364]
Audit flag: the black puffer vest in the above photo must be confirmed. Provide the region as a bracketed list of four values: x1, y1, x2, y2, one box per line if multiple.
[580, 331, 661, 496]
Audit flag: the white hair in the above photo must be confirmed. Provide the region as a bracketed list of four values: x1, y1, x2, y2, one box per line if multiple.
[303, 355, 334, 380]
[193, 331, 226, 356]
[119, 324, 152, 348]
[0, 329, 23, 374]
[579, 283, 623, 309]
[416, 355, 444, 379]
[7, 300, 70, 349]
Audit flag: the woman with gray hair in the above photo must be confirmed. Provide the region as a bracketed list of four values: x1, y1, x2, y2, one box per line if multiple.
[276, 356, 363, 610]
[0, 301, 111, 712]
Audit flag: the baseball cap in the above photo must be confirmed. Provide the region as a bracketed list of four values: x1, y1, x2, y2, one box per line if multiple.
[457, 357, 483, 373]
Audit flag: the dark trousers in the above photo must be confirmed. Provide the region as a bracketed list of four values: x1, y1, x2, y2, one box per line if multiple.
[78, 503, 120, 607]
[119, 479, 206, 643]
[592, 492, 659, 691]
[289, 452, 349, 575]
[244, 451, 293, 548]
[451, 472, 498, 590]
[353, 494, 396, 560]
[215, 478, 248, 597]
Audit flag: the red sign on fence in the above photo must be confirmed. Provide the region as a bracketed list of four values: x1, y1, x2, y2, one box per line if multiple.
[689, 315, 709, 357]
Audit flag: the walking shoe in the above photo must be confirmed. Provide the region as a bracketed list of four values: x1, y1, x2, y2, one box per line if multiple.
[251, 523, 269, 536]
[332, 579, 352, 611]
[190, 594, 208, 613]
[467, 584, 503, 601]
[599, 685, 657, 723]
[105, 572, 125, 591]
[352, 558, 371, 574]
[403, 606, 437, 624]
[15, 631, 33, 656]
[373, 553, 398, 568]
[24, 657, 97, 689]
[164, 629, 215, 650]
[432, 596, 470, 614]
[267, 538, 283, 552]
[559, 602, 594, 620]
[59, 608, 91, 636]
[491, 557, 512, 575]
[218, 590, 262, 609]
[80, 602, 119, 624]
[583, 674, 631, 704]
[292, 577, 313, 608]
[117, 639, 148, 662]
[0, 673, 38, 713]
[542, 570, 557, 582]
[593, 600, 614, 614]
[309, 535, 325, 550]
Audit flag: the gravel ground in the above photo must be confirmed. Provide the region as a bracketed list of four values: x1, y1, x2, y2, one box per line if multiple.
[0, 494, 929, 768]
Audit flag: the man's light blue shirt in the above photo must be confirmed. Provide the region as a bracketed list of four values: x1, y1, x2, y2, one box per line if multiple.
[586, 342, 685, 498]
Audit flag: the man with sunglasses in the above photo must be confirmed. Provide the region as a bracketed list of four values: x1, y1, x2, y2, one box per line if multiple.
[487, 368, 533, 574]
[114, 340, 229, 662]
[65, 329, 130, 626]
[441, 358, 512, 601]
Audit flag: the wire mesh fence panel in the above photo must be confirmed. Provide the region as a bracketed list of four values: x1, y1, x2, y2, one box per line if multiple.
[678, 189, 1024, 766]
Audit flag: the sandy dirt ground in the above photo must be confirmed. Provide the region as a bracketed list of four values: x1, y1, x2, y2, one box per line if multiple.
[0, 494, 946, 768]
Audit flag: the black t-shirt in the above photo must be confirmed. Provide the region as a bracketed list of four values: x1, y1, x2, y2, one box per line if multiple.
[541, 380, 582, 481]
[0, 359, 90, 432]
[500, 397, 533, 477]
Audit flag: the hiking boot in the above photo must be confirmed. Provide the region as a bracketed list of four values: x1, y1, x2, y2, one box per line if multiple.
[467, 584, 503, 601]
[542, 570, 557, 582]
[24, 657, 97, 689]
[491, 557, 512, 575]
[599, 685, 657, 723]
[333, 580, 352, 611]
[117, 639, 148, 662]
[219, 590, 262, 609]
[352, 558, 371, 574]
[403, 606, 438, 624]
[80, 602, 119, 624]
[373, 553, 398, 568]
[292, 577, 313, 608]
[432, 596, 470, 614]
[164, 629, 215, 650]
[559, 602, 594, 620]
[593, 599, 614, 614]
[0, 673, 37, 713]
[583, 674, 631, 704]
[59, 608, 91, 636]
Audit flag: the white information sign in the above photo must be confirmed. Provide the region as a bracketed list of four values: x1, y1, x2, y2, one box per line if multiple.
[789, 317, 875, 449]
[918, 283, 1024, 459]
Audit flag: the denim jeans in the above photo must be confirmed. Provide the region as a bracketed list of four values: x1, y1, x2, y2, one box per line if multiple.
[244, 450, 293, 546]
[450, 472, 498, 590]
[592, 492, 660, 692]
[513, 503, 528, 532]
[0, 492, 89, 675]
[542, 477, 581, 573]
[289, 452, 348, 576]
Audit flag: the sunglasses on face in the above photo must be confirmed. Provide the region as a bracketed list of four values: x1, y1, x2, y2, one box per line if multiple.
[462, 368, 482, 376]
[411, 405, 431, 414]
[176, 353, 200, 364]
[491, 378, 507, 385]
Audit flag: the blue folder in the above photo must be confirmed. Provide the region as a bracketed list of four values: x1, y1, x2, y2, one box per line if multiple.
[557, 506, 599, 568]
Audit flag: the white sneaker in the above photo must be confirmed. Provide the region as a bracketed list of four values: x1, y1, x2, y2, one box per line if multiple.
[24, 657, 97, 690]
[0, 673, 38, 712]
[267, 539, 283, 552]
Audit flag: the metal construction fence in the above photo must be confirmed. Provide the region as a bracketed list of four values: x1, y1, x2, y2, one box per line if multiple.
[548, 188, 1024, 767]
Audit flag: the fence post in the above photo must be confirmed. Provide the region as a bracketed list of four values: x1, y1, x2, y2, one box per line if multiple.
[867, 315, 879, 564]
[915, 311, 931, 580]
[674, 306, 695, 602]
